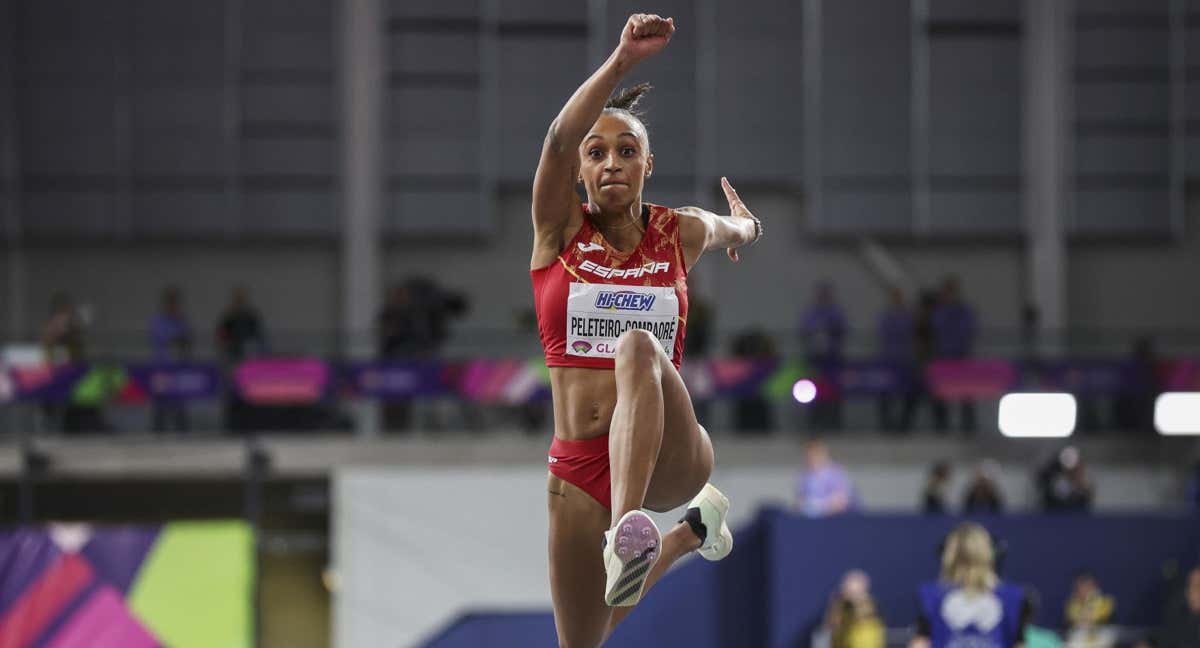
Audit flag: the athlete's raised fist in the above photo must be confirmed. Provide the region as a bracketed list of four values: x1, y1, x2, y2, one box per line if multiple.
[617, 13, 674, 64]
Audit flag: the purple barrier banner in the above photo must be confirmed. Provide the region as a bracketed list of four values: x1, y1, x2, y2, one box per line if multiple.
[1027, 359, 1130, 395]
[833, 361, 907, 396]
[682, 358, 780, 399]
[11, 364, 90, 403]
[926, 359, 1018, 400]
[344, 361, 452, 399]
[454, 359, 551, 405]
[3, 356, 1196, 407]
[233, 358, 330, 405]
[126, 363, 222, 402]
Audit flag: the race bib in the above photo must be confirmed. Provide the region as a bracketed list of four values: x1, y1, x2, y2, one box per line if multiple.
[566, 283, 679, 358]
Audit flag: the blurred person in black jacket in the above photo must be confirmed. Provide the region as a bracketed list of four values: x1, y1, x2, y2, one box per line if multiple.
[962, 460, 1005, 515]
[1114, 336, 1161, 436]
[1037, 446, 1094, 513]
[1136, 567, 1200, 648]
[403, 276, 469, 356]
[922, 461, 952, 514]
[216, 287, 266, 432]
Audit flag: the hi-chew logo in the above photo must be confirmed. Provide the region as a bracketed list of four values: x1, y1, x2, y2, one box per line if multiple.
[595, 291, 656, 311]
[571, 340, 593, 354]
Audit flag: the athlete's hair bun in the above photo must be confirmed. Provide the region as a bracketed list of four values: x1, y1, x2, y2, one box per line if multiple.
[605, 83, 652, 117]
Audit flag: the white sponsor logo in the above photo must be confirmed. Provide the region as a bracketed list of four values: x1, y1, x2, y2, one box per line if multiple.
[566, 283, 679, 359]
[578, 259, 671, 280]
[577, 241, 605, 253]
[941, 590, 1003, 632]
[547, 456, 559, 464]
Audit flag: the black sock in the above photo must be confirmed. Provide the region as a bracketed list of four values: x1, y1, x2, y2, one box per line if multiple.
[680, 507, 707, 543]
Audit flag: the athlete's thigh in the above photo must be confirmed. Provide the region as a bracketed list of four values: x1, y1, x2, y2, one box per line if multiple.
[644, 351, 714, 512]
[547, 475, 611, 648]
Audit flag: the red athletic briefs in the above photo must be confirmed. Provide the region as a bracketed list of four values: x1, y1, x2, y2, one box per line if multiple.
[548, 434, 611, 509]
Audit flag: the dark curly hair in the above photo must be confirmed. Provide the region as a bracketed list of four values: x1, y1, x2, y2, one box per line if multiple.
[602, 83, 652, 149]
[604, 82, 651, 116]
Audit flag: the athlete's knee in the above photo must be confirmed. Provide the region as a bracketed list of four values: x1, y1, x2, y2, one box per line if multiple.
[614, 329, 661, 370]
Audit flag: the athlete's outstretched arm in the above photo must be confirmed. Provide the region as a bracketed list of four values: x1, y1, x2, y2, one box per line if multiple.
[677, 176, 763, 267]
[531, 14, 674, 242]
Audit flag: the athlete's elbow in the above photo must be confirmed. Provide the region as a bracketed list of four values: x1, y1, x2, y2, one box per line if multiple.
[544, 120, 570, 155]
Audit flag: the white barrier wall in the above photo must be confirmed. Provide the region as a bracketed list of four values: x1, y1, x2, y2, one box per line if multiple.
[332, 459, 1183, 648]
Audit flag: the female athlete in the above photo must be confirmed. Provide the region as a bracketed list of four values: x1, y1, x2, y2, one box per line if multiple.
[529, 13, 763, 647]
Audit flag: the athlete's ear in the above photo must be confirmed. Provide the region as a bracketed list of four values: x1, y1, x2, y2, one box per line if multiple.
[645, 153, 654, 179]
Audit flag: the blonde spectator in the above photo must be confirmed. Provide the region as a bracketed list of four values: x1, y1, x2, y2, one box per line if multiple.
[815, 569, 885, 648]
[1064, 571, 1116, 648]
[911, 523, 1032, 648]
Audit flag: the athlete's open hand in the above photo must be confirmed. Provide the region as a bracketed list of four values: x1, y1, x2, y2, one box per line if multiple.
[721, 177, 761, 262]
[617, 14, 674, 65]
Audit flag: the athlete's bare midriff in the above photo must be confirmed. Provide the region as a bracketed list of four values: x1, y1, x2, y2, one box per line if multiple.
[549, 366, 620, 440]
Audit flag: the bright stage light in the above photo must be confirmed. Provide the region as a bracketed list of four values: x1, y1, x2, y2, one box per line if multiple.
[1155, 392, 1200, 436]
[792, 379, 817, 404]
[998, 393, 1076, 438]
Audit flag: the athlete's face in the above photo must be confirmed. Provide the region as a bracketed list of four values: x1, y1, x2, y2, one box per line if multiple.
[579, 112, 653, 212]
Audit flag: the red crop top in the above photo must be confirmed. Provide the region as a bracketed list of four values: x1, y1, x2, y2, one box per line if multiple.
[531, 203, 689, 370]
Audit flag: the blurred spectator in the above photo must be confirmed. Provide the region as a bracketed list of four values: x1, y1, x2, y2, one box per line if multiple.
[1037, 446, 1094, 513]
[683, 292, 713, 359]
[514, 307, 549, 434]
[877, 285, 917, 433]
[911, 523, 1032, 648]
[1064, 571, 1116, 648]
[1020, 302, 1040, 365]
[911, 290, 940, 429]
[1114, 336, 1161, 436]
[795, 439, 859, 517]
[378, 282, 422, 358]
[815, 569, 885, 648]
[962, 460, 1005, 515]
[684, 293, 714, 426]
[216, 287, 266, 433]
[41, 292, 86, 364]
[41, 293, 108, 433]
[1186, 461, 1200, 510]
[378, 283, 420, 432]
[922, 461, 952, 514]
[1136, 567, 1200, 648]
[800, 281, 846, 431]
[404, 276, 469, 356]
[148, 286, 192, 433]
[731, 328, 777, 434]
[216, 287, 266, 363]
[931, 276, 977, 433]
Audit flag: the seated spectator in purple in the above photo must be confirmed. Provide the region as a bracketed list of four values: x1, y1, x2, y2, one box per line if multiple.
[150, 286, 192, 362]
[795, 439, 859, 517]
[931, 275, 977, 433]
[800, 281, 847, 431]
[148, 286, 192, 433]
